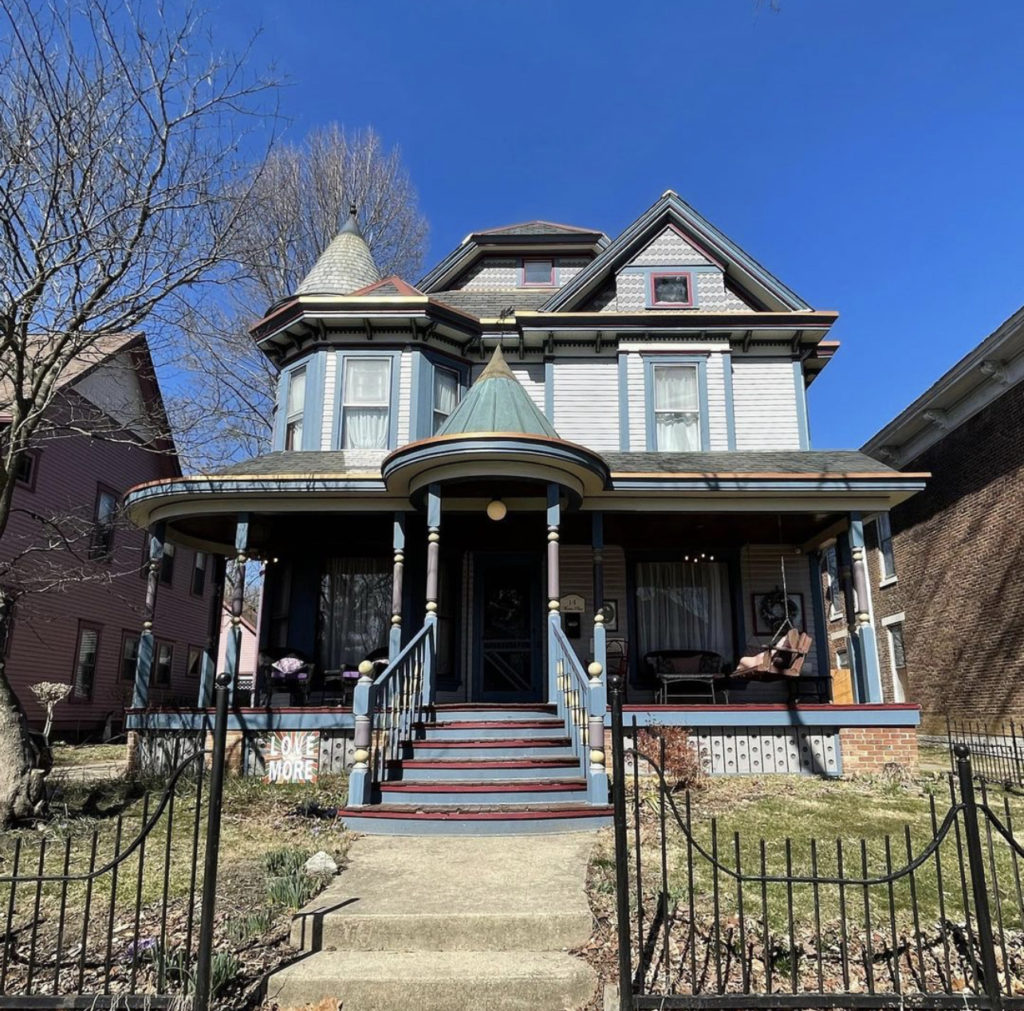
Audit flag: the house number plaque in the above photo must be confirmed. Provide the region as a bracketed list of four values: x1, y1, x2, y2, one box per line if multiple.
[560, 594, 586, 613]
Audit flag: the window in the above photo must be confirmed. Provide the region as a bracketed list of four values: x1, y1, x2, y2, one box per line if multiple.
[90, 488, 118, 559]
[160, 542, 175, 586]
[155, 641, 173, 686]
[651, 363, 701, 451]
[72, 623, 101, 700]
[186, 645, 204, 679]
[651, 272, 693, 307]
[0, 593, 13, 657]
[522, 259, 554, 286]
[835, 647, 850, 670]
[877, 513, 896, 581]
[341, 358, 391, 449]
[192, 551, 207, 596]
[432, 367, 460, 434]
[824, 546, 842, 620]
[885, 619, 908, 703]
[120, 633, 140, 681]
[284, 366, 306, 451]
[14, 452, 37, 488]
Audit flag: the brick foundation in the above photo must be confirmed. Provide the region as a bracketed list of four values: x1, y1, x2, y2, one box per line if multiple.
[839, 725, 919, 776]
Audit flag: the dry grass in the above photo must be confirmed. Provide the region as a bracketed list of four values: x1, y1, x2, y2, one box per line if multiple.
[49, 742, 128, 767]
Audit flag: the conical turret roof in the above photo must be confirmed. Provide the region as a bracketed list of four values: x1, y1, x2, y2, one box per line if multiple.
[436, 346, 559, 439]
[296, 204, 381, 296]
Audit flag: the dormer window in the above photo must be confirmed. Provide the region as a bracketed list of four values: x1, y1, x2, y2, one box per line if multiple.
[522, 259, 554, 286]
[651, 272, 693, 307]
[284, 366, 306, 450]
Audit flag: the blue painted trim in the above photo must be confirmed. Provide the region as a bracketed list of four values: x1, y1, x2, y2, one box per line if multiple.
[793, 360, 811, 449]
[414, 349, 470, 441]
[333, 350, 402, 451]
[617, 354, 630, 451]
[608, 705, 920, 729]
[126, 709, 356, 731]
[848, 513, 883, 704]
[132, 521, 165, 709]
[546, 482, 560, 528]
[274, 358, 323, 452]
[426, 483, 441, 527]
[808, 552, 830, 694]
[544, 360, 554, 422]
[643, 355, 710, 451]
[722, 351, 737, 450]
[271, 370, 287, 451]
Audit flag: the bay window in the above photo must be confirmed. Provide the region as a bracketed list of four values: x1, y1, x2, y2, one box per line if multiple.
[284, 366, 306, 451]
[341, 358, 391, 449]
[433, 366, 460, 433]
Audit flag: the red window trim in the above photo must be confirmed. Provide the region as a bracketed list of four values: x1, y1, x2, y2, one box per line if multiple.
[521, 258, 555, 287]
[650, 271, 695, 307]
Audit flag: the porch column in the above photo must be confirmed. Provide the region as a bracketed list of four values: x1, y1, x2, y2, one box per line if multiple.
[198, 554, 226, 707]
[587, 512, 608, 803]
[591, 512, 606, 681]
[423, 484, 441, 703]
[390, 513, 405, 661]
[546, 484, 561, 702]
[223, 515, 249, 705]
[807, 551, 831, 702]
[848, 514, 883, 703]
[132, 521, 165, 710]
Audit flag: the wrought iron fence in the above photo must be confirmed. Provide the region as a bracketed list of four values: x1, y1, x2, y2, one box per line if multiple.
[609, 674, 1024, 1011]
[948, 717, 1024, 788]
[1, 672, 233, 1010]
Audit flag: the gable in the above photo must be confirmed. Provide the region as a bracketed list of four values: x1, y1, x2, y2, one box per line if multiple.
[71, 350, 162, 443]
[628, 224, 714, 268]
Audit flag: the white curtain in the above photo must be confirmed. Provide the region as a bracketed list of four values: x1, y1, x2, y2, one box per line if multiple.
[654, 365, 699, 450]
[342, 359, 390, 449]
[635, 561, 731, 658]
[433, 368, 459, 431]
[319, 558, 391, 669]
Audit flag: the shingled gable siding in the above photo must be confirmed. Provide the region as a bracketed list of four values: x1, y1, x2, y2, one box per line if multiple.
[731, 356, 802, 450]
[551, 358, 620, 452]
[1, 420, 209, 738]
[630, 225, 713, 266]
[880, 380, 1024, 733]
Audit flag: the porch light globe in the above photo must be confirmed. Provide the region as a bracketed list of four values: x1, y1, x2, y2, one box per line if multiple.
[486, 499, 507, 522]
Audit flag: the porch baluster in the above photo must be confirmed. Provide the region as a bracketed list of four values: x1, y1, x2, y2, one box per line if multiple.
[131, 521, 165, 710]
[390, 513, 405, 662]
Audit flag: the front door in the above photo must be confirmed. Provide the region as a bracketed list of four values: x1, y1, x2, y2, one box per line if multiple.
[474, 553, 543, 702]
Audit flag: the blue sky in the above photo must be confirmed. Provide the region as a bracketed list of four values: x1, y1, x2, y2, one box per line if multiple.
[212, 0, 1024, 448]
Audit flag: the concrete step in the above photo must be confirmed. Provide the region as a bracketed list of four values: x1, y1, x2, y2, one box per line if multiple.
[378, 778, 587, 806]
[416, 718, 568, 740]
[397, 757, 583, 781]
[339, 803, 614, 835]
[265, 948, 597, 1011]
[410, 737, 574, 760]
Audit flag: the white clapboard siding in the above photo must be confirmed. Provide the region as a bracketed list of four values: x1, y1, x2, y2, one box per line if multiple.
[626, 354, 646, 450]
[741, 544, 817, 676]
[732, 358, 801, 449]
[705, 353, 728, 450]
[470, 361, 547, 416]
[320, 352, 337, 450]
[396, 349, 412, 445]
[552, 359, 619, 451]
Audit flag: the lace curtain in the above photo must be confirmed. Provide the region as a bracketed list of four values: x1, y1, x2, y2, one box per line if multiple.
[342, 359, 390, 449]
[635, 561, 731, 659]
[319, 557, 391, 669]
[654, 365, 700, 451]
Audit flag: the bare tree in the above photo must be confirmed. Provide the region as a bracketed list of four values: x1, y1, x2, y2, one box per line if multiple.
[0, 0, 276, 826]
[171, 124, 429, 469]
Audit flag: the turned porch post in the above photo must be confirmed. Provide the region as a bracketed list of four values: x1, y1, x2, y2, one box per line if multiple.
[546, 484, 561, 702]
[198, 554, 226, 707]
[423, 484, 441, 703]
[223, 515, 249, 705]
[847, 513, 883, 703]
[591, 512, 607, 682]
[390, 513, 406, 662]
[132, 521, 165, 710]
[587, 511, 608, 802]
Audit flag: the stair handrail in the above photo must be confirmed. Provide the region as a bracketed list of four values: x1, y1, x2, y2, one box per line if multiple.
[348, 620, 435, 806]
[549, 619, 608, 804]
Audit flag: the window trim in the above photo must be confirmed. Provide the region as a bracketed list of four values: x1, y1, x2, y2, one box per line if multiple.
[334, 351, 402, 451]
[283, 363, 308, 451]
[186, 644, 204, 679]
[154, 639, 174, 687]
[875, 513, 897, 585]
[650, 271, 695, 307]
[119, 630, 141, 682]
[89, 484, 119, 561]
[13, 450, 38, 491]
[431, 364, 461, 434]
[880, 612, 907, 703]
[274, 356, 324, 452]
[191, 551, 207, 597]
[71, 621, 102, 701]
[521, 258, 555, 287]
[159, 542, 175, 586]
[411, 350, 469, 441]
[643, 355, 710, 452]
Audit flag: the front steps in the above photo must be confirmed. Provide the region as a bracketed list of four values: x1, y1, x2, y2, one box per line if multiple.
[339, 704, 612, 835]
[265, 833, 598, 1010]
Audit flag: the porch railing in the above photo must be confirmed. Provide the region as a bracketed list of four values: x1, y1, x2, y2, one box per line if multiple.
[348, 620, 435, 806]
[549, 619, 608, 804]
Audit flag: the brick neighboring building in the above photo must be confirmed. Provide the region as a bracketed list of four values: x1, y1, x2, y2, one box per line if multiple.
[0, 335, 220, 740]
[861, 305, 1024, 734]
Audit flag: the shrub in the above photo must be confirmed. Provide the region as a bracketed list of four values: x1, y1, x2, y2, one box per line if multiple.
[263, 847, 310, 876]
[636, 726, 707, 792]
[266, 872, 316, 909]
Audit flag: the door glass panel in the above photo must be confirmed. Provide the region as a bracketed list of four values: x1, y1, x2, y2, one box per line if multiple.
[480, 561, 535, 697]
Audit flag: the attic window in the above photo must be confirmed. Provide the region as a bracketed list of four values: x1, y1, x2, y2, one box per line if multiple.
[651, 272, 693, 307]
[522, 259, 554, 286]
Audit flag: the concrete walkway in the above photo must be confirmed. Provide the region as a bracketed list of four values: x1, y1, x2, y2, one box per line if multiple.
[266, 833, 599, 1010]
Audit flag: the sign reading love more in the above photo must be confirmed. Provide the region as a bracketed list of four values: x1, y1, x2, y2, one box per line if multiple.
[259, 731, 320, 784]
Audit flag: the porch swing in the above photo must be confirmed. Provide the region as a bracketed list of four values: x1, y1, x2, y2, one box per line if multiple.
[732, 551, 813, 681]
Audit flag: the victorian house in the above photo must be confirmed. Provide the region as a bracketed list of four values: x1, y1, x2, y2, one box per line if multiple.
[124, 192, 925, 830]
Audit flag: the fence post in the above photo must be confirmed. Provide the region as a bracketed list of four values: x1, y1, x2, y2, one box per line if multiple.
[955, 744, 1003, 1011]
[192, 672, 231, 1011]
[609, 672, 634, 1011]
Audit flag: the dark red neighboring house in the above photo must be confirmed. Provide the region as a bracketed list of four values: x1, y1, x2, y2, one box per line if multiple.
[0, 335, 217, 740]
